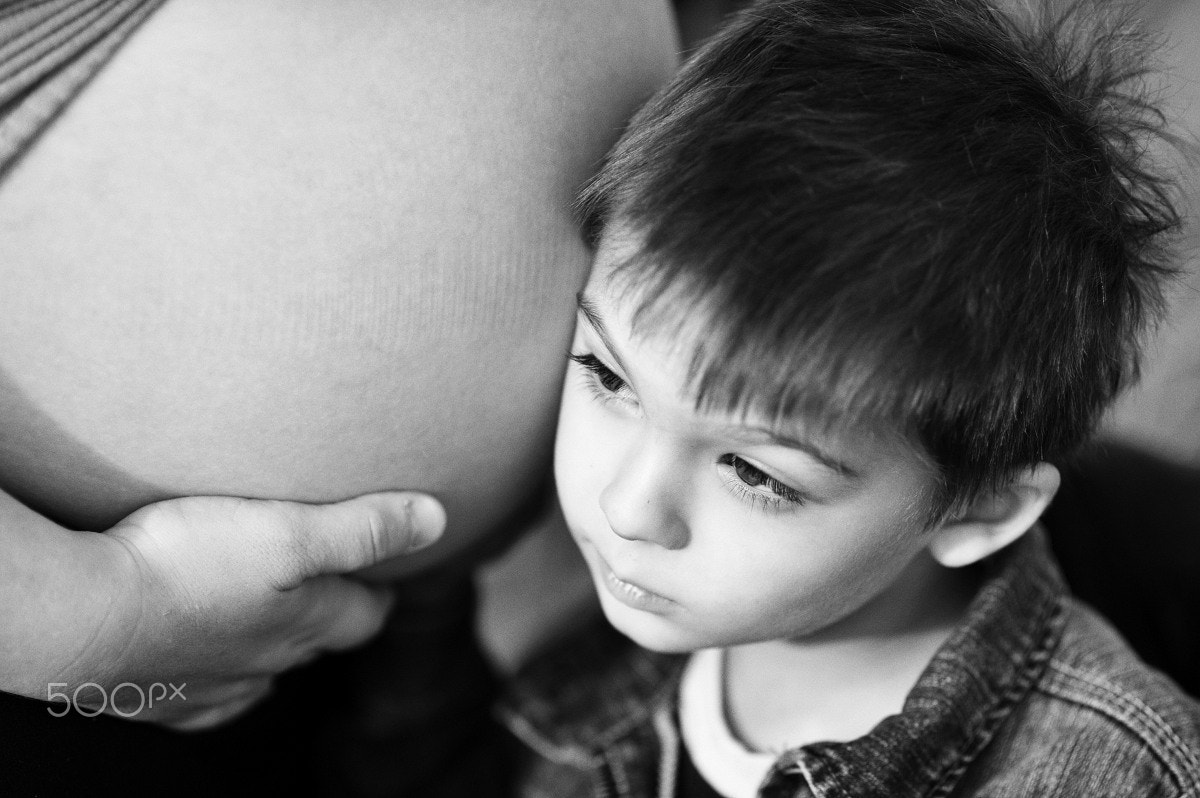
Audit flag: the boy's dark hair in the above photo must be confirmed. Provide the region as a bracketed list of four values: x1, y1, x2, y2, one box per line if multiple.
[581, 0, 1181, 519]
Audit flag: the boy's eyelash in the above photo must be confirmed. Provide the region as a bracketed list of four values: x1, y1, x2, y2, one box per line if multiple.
[718, 454, 807, 511]
[569, 352, 628, 395]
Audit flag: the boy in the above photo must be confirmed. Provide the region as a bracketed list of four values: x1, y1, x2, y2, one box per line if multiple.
[498, 0, 1200, 795]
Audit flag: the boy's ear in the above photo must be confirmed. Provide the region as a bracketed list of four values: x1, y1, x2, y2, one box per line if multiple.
[928, 463, 1060, 568]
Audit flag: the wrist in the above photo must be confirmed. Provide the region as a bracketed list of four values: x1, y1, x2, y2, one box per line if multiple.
[0, 526, 141, 699]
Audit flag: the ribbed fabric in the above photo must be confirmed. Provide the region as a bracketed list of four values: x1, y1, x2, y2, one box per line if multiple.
[0, 0, 167, 175]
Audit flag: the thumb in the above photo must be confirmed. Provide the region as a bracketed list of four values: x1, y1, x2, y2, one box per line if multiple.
[280, 491, 446, 582]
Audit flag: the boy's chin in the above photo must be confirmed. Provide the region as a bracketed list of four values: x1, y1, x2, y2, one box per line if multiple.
[601, 604, 707, 654]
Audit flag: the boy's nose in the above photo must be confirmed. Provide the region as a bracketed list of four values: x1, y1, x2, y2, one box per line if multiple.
[598, 443, 689, 550]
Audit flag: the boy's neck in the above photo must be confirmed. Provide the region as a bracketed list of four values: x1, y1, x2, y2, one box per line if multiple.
[722, 553, 981, 753]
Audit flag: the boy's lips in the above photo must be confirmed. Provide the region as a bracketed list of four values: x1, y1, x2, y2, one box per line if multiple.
[588, 544, 675, 612]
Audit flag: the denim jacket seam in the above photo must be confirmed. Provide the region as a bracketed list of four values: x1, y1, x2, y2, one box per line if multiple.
[1040, 660, 1200, 792]
[653, 705, 680, 798]
[924, 595, 1067, 797]
[762, 755, 823, 797]
[500, 653, 684, 764]
[795, 757, 822, 797]
[588, 670, 682, 750]
[500, 708, 606, 769]
[606, 746, 635, 798]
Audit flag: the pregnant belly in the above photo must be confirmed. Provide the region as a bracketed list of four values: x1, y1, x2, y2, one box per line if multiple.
[0, 0, 677, 576]
[0, 182, 581, 582]
[0, 276, 568, 576]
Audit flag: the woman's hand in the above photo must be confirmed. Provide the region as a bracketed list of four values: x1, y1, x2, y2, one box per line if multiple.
[54, 491, 445, 730]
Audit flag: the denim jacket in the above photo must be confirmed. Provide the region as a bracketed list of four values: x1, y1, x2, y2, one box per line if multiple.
[498, 532, 1200, 797]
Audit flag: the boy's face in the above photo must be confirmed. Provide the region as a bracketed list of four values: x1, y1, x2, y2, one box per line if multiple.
[555, 228, 953, 653]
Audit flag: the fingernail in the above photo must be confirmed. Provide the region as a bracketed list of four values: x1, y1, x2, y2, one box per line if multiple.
[403, 494, 447, 552]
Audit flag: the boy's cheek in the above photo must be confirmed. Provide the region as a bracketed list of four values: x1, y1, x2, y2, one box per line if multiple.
[553, 392, 595, 517]
[555, 400, 632, 552]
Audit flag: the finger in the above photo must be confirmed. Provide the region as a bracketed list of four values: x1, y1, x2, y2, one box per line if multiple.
[298, 576, 395, 653]
[277, 491, 446, 584]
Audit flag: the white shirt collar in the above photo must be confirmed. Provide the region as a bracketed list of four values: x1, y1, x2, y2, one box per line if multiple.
[678, 648, 777, 798]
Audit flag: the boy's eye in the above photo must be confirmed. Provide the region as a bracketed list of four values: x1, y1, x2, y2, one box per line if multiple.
[569, 353, 628, 394]
[718, 454, 806, 509]
[732, 456, 768, 487]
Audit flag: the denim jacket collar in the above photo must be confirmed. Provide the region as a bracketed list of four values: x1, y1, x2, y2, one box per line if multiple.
[503, 530, 1068, 797]
[789, 531, 1068, 797]
[502, 615, 687, 769]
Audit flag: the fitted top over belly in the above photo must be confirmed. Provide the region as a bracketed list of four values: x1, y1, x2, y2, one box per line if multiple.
[0, 0, 678, 576]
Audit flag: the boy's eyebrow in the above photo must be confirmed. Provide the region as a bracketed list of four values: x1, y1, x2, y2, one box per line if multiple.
[575, 293, 632, 376]
[576, 293, 859, 480]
